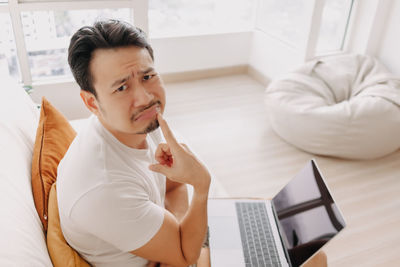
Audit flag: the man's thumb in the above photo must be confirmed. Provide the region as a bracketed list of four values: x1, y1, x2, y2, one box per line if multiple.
[149, 163, 169, 176]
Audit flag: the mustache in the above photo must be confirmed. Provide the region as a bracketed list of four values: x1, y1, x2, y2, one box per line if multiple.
[131, 100, 161, 121]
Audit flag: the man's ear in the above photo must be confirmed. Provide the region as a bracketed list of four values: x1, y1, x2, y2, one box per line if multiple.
[80, 90, 100, 115]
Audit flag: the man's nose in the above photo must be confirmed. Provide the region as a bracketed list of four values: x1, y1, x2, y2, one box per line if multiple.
[131, 80, 153, 107]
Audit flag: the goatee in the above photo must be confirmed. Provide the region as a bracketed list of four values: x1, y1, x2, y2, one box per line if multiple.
[136, 119, 160, 134]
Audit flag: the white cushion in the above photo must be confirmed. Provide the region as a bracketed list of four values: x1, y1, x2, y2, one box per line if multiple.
[0, 78, 52, 266]
[265, 54, 400, 159]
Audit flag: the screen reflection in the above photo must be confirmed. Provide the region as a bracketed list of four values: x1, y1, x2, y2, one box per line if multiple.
[272, 160, 345, 267]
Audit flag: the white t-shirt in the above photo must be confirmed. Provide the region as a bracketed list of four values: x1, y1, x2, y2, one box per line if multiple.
[57, 115, 166, 267]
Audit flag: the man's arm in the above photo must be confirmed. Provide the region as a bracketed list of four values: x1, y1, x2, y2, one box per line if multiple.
[144, 181, 189, 267]
[165, 179, 188, 221]
[131, 114, 210, 267]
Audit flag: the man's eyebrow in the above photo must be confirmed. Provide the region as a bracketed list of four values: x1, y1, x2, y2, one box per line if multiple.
[110, 68, 155, 88]
[110, 75, 130, 88]
[140, 67, 155, 74]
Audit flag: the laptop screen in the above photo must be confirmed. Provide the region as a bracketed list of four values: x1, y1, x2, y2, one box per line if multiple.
[272, 160, 346, 267]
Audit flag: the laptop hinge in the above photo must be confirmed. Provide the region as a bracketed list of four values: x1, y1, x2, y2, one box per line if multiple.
[271, 201, 292, 267]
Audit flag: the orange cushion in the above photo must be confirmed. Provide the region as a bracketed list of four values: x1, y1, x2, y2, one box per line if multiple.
[47, 183, 90, 267]
[32, 97, 76, 232]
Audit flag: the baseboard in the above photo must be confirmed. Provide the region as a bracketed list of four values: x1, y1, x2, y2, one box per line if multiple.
[161, 65, 248, 83]
[161, 65, 271, 87]
[247, 65, 271, 87]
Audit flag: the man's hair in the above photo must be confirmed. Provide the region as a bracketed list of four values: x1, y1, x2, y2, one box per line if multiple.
[68, 20, 154, 97]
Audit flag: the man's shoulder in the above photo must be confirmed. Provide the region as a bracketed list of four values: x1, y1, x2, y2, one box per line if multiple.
[60, 178, 152, 223]
[59, 116, 110, 173]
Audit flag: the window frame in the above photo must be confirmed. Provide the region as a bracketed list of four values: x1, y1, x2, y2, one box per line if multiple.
[254, 0, 356, 61]
[0, 0, 390, 87]
[2, 0, 147, 85]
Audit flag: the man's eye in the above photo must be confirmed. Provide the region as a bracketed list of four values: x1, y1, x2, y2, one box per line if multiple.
[116, 85, 128, 92]
[143, 74, 155, 81]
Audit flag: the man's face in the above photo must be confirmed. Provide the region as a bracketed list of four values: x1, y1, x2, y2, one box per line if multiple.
[87, 46, 166, 139]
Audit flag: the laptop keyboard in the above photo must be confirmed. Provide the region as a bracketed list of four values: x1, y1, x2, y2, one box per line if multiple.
[235, 202, 282, 267]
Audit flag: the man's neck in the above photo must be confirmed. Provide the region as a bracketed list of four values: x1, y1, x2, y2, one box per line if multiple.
[98, 119, 148, 149]
[119, 134, 148, 149]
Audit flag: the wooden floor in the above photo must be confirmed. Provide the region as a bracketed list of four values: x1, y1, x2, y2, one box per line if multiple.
[163, 74, 400, 267]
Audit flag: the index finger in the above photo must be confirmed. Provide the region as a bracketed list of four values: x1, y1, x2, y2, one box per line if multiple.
[157, 113, 180, 149]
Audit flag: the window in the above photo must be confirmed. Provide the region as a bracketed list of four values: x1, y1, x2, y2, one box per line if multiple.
[316, 0, 354, 54]
[149, 0, 255, 38]
[256, 0, 314, 49]
[0, 0, 376, 87]
[256, 0, 354, 56]
[0, 13, 21, 81]
[21, 8, 131, 81]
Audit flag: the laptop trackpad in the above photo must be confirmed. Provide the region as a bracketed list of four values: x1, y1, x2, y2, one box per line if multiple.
[209, 216, 242, 249]
[209, 216, 244, 266]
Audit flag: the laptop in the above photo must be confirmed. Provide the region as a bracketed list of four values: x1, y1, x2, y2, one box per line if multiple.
[207, 159, 346, 267]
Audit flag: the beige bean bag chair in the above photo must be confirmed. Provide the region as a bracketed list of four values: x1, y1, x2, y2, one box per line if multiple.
[265, 54, 400, 159]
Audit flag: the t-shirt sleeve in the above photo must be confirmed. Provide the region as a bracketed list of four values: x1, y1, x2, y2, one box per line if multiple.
[69, 180, 165, 252]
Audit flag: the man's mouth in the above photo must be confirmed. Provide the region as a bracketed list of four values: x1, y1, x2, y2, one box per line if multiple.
[133, 103, 161, 122]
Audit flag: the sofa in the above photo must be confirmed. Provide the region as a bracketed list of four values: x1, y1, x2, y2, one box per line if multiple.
[0, 78, 54, 266]
[0, 77, 91, 266]
[0, 78, 225, 266]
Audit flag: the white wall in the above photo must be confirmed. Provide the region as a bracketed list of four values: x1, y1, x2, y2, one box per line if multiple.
[344, 0, 381, 55]
[374, 0, 400, 75]
[31, 32, 252, 120]
[30, 0, 400, 119]
[249, 30, 304, 81]
[344, 0, 399, 75]
[249, 0, 400, 82]
[248, 0, 316, 81]
[30, 80, 89, 120]
[152, 32, 252, 74]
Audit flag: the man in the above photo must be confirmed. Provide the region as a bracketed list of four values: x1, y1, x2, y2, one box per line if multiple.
[58, 19, 327, 267]
[57, 20, 210, 267]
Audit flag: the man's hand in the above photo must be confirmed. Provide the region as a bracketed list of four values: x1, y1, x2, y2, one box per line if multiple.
[132, 113, 209, 266]
[149, 113, 211, 192]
